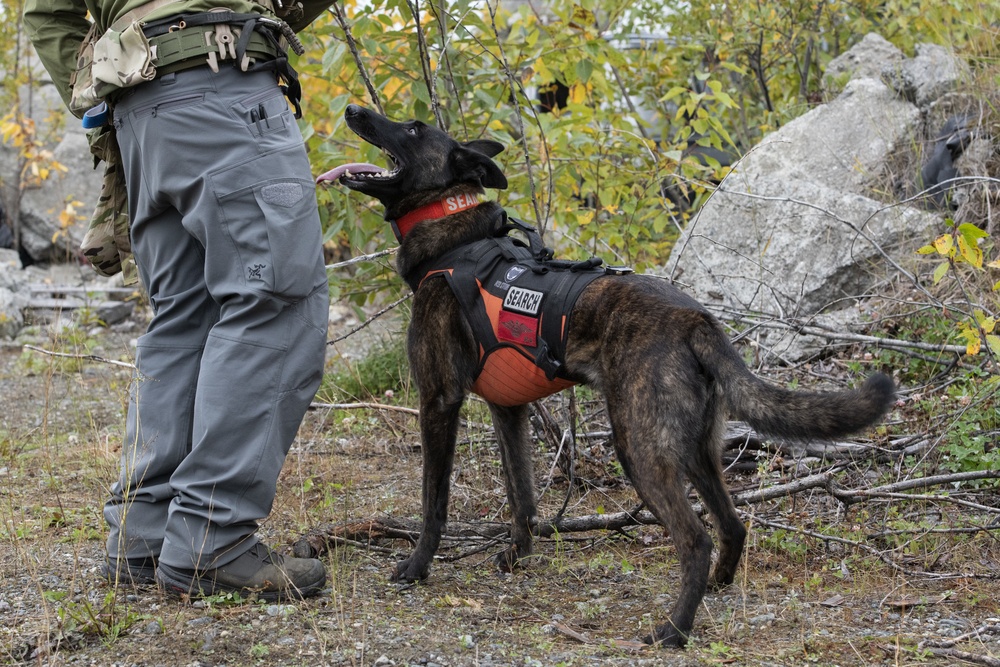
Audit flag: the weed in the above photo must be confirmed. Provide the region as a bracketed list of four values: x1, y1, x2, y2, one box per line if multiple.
[45, 590, 147, 645]
[320, 338, 410, 402]
[249, 642, 270, 658]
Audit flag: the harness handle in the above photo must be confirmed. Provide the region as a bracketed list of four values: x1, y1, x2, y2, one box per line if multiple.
[499, 215, 604, 272]
[497, 215, 553, 262]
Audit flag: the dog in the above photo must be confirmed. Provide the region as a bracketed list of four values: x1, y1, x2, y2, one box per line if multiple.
[317, 104, 896, 647]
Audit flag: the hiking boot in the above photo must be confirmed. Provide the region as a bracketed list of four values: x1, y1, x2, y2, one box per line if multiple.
[156, 543, 326, 602]
[101, 555, 158, 586]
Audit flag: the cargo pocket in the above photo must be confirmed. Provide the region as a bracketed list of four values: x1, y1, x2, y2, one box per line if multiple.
[211, 148, 324, 300]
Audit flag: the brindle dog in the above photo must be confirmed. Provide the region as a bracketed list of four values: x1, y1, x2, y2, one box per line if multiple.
[317, 104, 896, 647]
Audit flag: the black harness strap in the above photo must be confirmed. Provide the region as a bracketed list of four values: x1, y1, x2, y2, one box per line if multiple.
[416, 214, 618, 382]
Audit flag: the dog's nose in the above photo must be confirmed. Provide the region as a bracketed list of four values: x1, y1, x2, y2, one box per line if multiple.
[345, 104, 361, 118]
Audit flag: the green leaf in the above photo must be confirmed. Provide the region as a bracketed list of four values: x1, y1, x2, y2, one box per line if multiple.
[932, 261, 950, 285]
[987, 334, 1000, 358]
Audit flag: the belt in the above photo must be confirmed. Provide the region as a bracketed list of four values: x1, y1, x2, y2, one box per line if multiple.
[147, 24, 280, 76]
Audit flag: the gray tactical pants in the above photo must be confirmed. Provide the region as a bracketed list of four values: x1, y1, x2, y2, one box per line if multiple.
[104, 65, 329, 571]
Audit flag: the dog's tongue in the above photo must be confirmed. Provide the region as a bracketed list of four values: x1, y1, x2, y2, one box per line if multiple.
[315, 163, 384, 184]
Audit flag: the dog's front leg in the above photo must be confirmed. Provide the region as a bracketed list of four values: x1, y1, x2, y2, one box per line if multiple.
[488, 403, 537, 571]
[392, 395, 463, 583]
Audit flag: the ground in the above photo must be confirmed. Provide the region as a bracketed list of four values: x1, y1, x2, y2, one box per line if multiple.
[1, 278, 998, 667]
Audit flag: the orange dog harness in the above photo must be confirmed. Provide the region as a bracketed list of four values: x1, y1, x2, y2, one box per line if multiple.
[414, 216, 620, 407]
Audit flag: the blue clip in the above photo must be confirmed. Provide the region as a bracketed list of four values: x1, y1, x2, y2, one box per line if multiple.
[82, 101, 108, 129]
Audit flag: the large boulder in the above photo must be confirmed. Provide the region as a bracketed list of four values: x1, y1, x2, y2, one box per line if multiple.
[822, 33, 904, 96]
[667, 36, 960, 361]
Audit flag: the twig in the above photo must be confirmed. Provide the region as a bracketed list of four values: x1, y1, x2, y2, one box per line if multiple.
[749, 516, 927, 577]
[714, 310, 969, 355]
[920, 620, 1000, 649]
[310, 401, 418, 417]
[327, 293, 411, 346]
[22, 344, 135, 370]
[327, 4, 383, 114]
[326, 248, 396, 271]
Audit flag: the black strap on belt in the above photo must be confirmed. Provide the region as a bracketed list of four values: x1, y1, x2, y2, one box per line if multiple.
[143, 12, 305, 117]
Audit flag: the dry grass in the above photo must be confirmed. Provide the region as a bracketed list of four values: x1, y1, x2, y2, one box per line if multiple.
[1, 308, 998, 667]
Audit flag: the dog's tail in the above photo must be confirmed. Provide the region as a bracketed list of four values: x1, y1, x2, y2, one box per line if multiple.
[690, 316, 896, 440]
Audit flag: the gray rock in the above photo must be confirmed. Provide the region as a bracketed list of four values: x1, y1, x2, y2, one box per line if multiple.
[0, 249, 27, 338]
[1, 57, 100, 265]
[883, 42, 971, 107]
[823, 33, 904, 96]
[667, 69, 947, 361]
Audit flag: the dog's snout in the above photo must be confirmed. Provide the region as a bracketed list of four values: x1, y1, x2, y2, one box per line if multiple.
[345, 104, 362, 118]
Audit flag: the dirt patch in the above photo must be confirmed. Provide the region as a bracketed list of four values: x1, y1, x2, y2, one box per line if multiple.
[1, 291, 998, 667]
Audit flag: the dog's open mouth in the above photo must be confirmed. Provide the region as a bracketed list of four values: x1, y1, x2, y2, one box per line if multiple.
[315, 151, 400, 187]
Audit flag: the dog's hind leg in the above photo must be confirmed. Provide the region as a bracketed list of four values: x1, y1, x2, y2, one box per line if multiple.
[629, 453, 712, 647]
[392, 396, 464, 583]
[686, 438, 746, 590]
[488, 403, 536, 571]
[607, 414, 713, 646]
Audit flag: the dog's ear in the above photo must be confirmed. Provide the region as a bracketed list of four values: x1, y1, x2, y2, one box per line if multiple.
[453, 142, 508, 190]
[464, 139, 505, 158]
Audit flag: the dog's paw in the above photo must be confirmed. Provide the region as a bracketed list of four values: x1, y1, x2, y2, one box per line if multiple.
[493, 545, 529, 573]
[390, 558, 430, 583]
[707, 571, 735, 592]
[642, 622, 689, 648]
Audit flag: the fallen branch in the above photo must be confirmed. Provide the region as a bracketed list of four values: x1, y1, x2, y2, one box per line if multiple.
[722, 316, 970, 356]
[294, 468, 1000, 582]
[22, 344, 136, 370]
[919, 647, 1000, 667]
[309, 401, 419, 416]
[920, 620, 1000, 652]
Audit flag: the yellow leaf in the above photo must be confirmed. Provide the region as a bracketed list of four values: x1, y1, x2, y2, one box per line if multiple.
[933, 234, 953, 256]
[957, 235, 983, 268]
[569, 83, 587, 105]
[966, 337, 981, 355]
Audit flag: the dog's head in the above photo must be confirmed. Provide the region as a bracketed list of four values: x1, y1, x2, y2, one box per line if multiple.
[316, 104, 508, 215]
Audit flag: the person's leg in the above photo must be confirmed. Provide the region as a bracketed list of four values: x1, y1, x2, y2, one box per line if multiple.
[109, 65, 329, 597]
[102, 204, 219, 582]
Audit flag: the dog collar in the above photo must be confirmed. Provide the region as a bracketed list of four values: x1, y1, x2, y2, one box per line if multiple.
[391, 193, 482, 241]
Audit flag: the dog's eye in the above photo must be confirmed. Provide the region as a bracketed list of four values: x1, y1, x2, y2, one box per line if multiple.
[405, 126, 419, 136]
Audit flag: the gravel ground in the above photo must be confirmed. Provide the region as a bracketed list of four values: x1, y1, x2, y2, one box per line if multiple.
[1, 264, 998, 667]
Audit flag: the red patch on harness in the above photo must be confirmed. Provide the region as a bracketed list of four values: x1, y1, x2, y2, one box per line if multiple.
[497, 311, 538, 346]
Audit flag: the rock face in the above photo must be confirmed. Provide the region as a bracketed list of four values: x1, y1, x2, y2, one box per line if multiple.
[0, 57, 99, 266]
[0, 249, 27, 339]
[666, 33, 978, 361]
